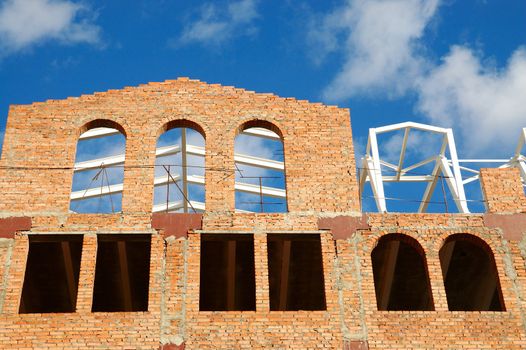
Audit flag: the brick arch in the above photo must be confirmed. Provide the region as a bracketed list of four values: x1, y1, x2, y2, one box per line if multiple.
[158, 119, 206, 140]
[435, 230, 498, 255]
[368, 230, 425, 254]
[235, 118, 284, 140]
[372, 233, 427, 260]
[79, 119, 127, 138]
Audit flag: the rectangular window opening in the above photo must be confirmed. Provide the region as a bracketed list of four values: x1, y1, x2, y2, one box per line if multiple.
[199, 234, 256, 311]
[267, 234, 326, 311]
[20, 235, 83, 314]
[92, 234, 151, 312]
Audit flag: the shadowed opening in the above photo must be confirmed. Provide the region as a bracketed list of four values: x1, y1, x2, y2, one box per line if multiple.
[440, 234, 505, 311]
[372, 234, 434, 311]
[20, 235, 83, 313]
[267, 234, 326, 311]
[199, 234, 256, 311]
[92, 234, 151, 312]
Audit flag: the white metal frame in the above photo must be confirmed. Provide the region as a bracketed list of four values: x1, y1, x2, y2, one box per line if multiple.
[361, 123, 526, 213]
[70, 127, 286, 213]
[451, 127, 526, 191]
[360, 122, 468, 213]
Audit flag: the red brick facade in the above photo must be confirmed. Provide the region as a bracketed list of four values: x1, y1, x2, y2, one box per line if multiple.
[0, 78, 525, 349]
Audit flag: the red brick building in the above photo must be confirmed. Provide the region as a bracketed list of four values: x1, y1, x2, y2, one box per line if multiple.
[0, 78, 525, 349]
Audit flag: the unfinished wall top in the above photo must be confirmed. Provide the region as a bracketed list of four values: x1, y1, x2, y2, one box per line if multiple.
[0, 78, 360, 229]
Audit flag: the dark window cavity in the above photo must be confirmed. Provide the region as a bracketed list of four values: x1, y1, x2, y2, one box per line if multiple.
[200, 234, 256, 311]
[92, 234, 151, 312]
[20, 235, 83, 313]
[440, 234, 505, 311]
[267, 234, 326, 311]
[372, 234, 434, 311]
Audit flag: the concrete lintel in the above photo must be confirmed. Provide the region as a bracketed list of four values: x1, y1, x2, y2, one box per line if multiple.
[0, 217, 31, 238]
[484, 213, 526, 241]
[193, 230, 326, 235]
[23, 230, 157, 235]
[318, 214, 369, 240]
[159, 343, 185, 350]
[344, 340, 369, 350]
[152, 213, 203, 238]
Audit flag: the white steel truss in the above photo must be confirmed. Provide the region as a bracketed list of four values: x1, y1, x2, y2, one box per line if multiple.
[71, 127, 286, 213]
[360, 123, 526, 213]
[451, 127, 526, 189]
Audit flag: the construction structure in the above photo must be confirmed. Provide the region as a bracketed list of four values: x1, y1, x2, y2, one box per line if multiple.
[0, 78, 525, 349]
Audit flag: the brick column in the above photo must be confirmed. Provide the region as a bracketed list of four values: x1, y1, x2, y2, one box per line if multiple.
[2, 234, 28, 314]
[424, 247, 449, 312]
[76, 234, 97, 313]
[254, 233, 270, 311]
[121, 134, 157, 214]
[480, 168, 526, 214]
[204, 132, 235, 213]
[148, 234, 164, 312]
[185, 233, 200, 314]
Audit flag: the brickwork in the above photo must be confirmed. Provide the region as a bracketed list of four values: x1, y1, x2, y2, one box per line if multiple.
[0, 79, 525, 348]
[480, 168, 526, 214]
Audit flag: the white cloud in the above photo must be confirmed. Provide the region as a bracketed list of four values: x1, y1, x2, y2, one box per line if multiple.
[0, 0, 101, 55]
[417, 46, 526, 156]
[310, 0, 439, 100]
[312, 0, 526, 156]
[178, 0, 258, 46]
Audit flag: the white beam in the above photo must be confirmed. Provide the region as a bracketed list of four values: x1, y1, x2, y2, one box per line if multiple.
[374, 122, 449, 135]
[79, 127, 120, 140]
[74, 154, 125, 171]
[514, 128, 526, 156]
[365, 155, 387, 212]
[418, 158, 441, 213]
[445, 129, 469, 213]
[243, 127, 280, 140]
[234, 153, 284, 170]
[438, 156, 469, 213]
[70, 183, 123, 200]
[396, 127, 410, 180]
[367, 129, 387, 212]
[234, 181, 286, 198]
[379, 160, 399, 171]
[152, 200, 205, 213]
[382, 175, 434, 182]
[401, 155, 437, 174]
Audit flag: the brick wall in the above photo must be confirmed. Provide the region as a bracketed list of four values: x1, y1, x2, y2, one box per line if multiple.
[480, 168, 526, 214]
[0, 79, 525, 349]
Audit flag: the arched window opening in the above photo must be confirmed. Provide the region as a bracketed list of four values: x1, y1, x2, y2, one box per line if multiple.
[372, 234, 434, 311]
[153, 125, 205, 213]
[234, 122, 287, 213]
[440, 234, 505, 311]
[70, 124, 125, 214]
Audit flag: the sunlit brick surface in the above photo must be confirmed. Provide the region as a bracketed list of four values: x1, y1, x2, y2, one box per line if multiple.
[0, 79, 525, 349]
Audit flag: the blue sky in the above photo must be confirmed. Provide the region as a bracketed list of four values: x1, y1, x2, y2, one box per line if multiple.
[0, 0, 525, 213]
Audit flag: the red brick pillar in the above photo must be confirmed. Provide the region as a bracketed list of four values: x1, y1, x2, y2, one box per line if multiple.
[76, 234, 97, 312]
[480, 168, 526, 214]
[2, 234, 28, 314]
[254, 234, 270, 311]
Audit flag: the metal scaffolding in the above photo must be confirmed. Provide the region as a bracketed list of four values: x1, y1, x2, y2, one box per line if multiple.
[360, 122, 526, 213]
